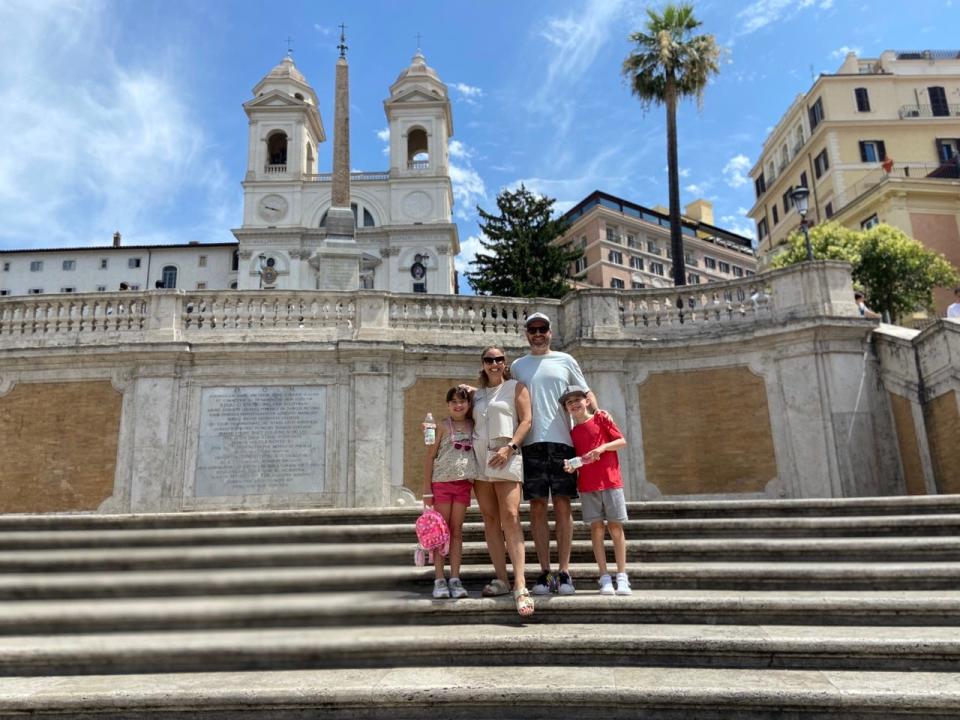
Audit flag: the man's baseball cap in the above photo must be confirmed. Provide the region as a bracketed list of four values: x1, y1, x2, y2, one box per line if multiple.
[559, 384, 589, 406]
[525, 312, 551, 328]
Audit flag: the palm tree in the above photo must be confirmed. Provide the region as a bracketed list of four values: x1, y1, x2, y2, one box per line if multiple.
[622, 3, 722, 288]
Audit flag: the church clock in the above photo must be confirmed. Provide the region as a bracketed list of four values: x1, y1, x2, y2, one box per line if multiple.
[257, 194, 289, 223]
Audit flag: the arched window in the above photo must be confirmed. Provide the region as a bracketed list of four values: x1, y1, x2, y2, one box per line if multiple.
[363, 208, 375, 227]
[407, 127, 428, 169]
[161, 266, 178, 289]
[320, 202, 377, 228]
[267, 131, 288, 166]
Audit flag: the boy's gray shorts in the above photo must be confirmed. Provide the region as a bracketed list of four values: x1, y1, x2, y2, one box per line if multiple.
[580, 487, 628, 524]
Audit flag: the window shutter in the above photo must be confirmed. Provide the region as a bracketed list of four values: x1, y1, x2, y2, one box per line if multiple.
[877, 141, 886, 161]
[858, 142, 868, 162]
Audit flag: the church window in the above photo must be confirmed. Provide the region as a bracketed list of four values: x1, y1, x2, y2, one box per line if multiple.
[363, 208, 375, 227]
[294, 92, 304, 101]
[196, 282, 207, 290]
[360, 273, 374, 290]
[161, 266, 178, 289]
[267, 131, 288, 166]
[407, 127, 429, 169]
[229, 281, 238, 290]
[411, 253, 428, 293]
[232, 250, 239, 271]
[96, 285, 106, 292]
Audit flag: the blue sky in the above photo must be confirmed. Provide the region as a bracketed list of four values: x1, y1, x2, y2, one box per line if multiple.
[0, 0, 956, 293]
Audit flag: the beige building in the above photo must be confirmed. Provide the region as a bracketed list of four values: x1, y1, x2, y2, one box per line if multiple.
[556, 191, 757, 291]
[749, 49, 960, 311]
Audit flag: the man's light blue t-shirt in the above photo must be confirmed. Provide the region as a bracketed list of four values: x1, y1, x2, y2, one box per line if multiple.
[511, 351, 589, 446]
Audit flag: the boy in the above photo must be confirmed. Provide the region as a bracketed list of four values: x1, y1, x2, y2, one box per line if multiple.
[560, 385, 631, 596]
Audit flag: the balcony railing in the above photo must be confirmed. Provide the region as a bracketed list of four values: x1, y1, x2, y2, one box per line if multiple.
[898, 104, 960, 119]
[407, 160, 430, 170]
[264, 164, 287, 174]
[308, 171, 390, 182]
[0, 262, 861, 348]
[841, 161, 958, 207]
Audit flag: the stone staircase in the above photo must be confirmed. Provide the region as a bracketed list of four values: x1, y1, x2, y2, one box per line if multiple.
[0, 496, 959, 718]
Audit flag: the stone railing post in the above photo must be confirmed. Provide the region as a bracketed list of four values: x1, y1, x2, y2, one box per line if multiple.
[569, 290, 624, 340]
[770, 260, 859, 322]
[354, 292, 391, 341]
[145, 290, 185, 342]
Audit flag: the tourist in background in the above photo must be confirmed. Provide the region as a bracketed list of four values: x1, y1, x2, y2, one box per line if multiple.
[947, 287, 960, 319]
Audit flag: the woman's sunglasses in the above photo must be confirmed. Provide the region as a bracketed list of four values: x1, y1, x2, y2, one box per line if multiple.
[453, 441, 473, 451]
[482, 356, 506, 364]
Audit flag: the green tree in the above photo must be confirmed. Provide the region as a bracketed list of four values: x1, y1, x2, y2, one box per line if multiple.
[467, 185, 581, 298]
[622, 3, 722, 287]
[772, 222, 959, 322]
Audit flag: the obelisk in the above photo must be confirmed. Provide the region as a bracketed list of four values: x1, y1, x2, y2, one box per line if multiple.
[313, 24, 359, 290]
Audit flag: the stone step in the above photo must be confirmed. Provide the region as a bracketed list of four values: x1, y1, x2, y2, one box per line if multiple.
[2, 561, 958, 601]
[2, 624, 958, 677]
[2, 590, 959, 635]
[0, 665, 956, 719]
[2, 536, 957, 572]
[2, 514, 959, 549]
[1, 494, 958, 531]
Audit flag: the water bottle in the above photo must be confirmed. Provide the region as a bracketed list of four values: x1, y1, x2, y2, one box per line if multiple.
[423, 413, 436, 445]
[563, 456, 584, 472]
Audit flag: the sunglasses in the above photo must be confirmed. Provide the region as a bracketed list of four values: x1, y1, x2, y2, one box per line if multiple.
[453, 441, 473, 451]
[483, 356, 506, 364]
[526, 326, 550, 335]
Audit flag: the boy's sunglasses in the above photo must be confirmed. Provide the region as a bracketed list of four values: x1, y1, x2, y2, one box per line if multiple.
[482, 356, 506, 364]
[526, 326, 550, 335]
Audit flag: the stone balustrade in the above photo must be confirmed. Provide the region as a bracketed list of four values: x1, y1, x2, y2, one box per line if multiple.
[0, 261, 859, 349]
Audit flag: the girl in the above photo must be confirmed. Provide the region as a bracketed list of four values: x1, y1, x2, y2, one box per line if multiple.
[423, 386, 479, 599]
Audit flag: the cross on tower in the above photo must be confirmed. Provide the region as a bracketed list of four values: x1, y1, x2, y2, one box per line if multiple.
[415, 32, 422, 50]
[337, 23, 348, 58]
[286, 36, 293, 56]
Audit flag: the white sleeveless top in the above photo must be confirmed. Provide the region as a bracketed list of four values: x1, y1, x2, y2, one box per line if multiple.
[473, 379, 518, 447]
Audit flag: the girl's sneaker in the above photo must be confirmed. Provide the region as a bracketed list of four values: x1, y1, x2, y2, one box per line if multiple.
[598, 574, 615, 595]
[448, 577, 469, 599]
[433, 578, 451, 599]
[616, 572, 632, 595]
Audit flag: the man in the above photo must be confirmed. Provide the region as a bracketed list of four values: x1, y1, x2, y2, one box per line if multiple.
[511, 312, 598, 595]
[947, 287, 960, 319]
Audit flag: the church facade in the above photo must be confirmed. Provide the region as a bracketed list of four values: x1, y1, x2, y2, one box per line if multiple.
[0, 51, 459, 297]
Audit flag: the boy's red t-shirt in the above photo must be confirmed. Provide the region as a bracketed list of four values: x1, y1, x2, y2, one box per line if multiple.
[570, 410, 624, 493]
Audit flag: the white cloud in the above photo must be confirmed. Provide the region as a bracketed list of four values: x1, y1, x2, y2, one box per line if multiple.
[684, 183, 704, 195]
[448, 140, 472, 159]
[314, 24, 334, 36]
[375, 127, 390, 156]
[455, 233, 487, 275]
[722, 154, 752, 188]
[451, 82, 484, 105]
[819, 0, 834, 8]
[735, 0, 822, 36]
[831, 45, 862, 59]
[449, 162, 487, 221]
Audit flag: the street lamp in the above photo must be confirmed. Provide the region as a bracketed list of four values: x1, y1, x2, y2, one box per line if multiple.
[790, 185, 813, 261]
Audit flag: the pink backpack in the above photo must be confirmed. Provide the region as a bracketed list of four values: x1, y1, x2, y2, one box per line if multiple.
[414, 508, 450, 566]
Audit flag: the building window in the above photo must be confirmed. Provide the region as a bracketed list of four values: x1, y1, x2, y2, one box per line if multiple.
[626, 233, 639, 249]
[772, 205, 780, 225]
[718, 261, 731, 273]
[198, 255, 207, 268]
[732, 266, 744, 278]
[814, 149, 830, 178]
[610, 278, 625, 289]
[757, 218, 769, 239]
[651, 262, 665, 276]
[96, 285, 107, 292]
[161, 266, 178, 289]
[99, 258, 108, 270]
[232, 250, 240, 272]
[687, 273, 701, 285]
[746, 270, 756, 277]
[629, 256, 644, 270]
[129, 284, 141, 291]
[413, 281, 427, 293]
[808, 97, 824, 131]
[60, 287, 75, 293]
[2, 262, 9, 272]
[128, 257, 141, 268]
[825, 202, 834, 219]
[61, 260, 76, 271]
[573, 256, 587, 274]
[608, 250, 623, 265]
[854, 87, 870, 112]
[647, 240, 659, 255]
[860, 213, 880, 230]
[28, 288, 42, 294]
[631, 281, 645, 289]
[605, 227, 619, 242]
[858, 140, 886, 163]
[799, 171, 808, 188]
[754, 173, 766, 198]
[703, 256, 716, 269]
[928, 86, 949, 117]
[30, 260, 43, 272]
[0, 290, 8, 296]
[936, 139, 959, 162]
[783, 186, 794, 214]
[195, 282, 207, 290]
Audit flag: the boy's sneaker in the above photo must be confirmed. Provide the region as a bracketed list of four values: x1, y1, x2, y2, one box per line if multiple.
[616, 572, 632, 595]
[557, 570, 576, 595]
[598, 574, 615, 595]
[448, 577, 469, 599]
[532, 571, 555, 595]
[432, 578, 450, 599]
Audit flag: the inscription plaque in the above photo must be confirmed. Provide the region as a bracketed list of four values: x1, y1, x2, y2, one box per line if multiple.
[195, 386, 326, 497]
[317, 256, 358, 291]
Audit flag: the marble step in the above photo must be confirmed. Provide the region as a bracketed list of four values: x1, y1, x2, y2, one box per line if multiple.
[2, 562, 959, 601]
[2, 623, 958, 677]
[0, 665, 956, 719]
[2, 494, 959, 531]
[2, 536, 957, 573]
[2, 513, 959, 550]
[2, 590, 959, 635]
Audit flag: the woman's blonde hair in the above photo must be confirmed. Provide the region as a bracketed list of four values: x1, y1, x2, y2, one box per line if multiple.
[477, 345, 511, 388]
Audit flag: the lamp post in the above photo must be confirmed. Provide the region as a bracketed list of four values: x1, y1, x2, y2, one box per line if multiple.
[790, 185, 813, 261]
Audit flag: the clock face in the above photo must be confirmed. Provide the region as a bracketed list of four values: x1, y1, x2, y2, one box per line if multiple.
[258, 194, 288, 222]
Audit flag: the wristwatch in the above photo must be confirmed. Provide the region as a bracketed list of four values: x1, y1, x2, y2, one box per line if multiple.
[508, 443, 520, 454]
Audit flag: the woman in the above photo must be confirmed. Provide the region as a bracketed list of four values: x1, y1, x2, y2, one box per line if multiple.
[472, 345, 534, 617]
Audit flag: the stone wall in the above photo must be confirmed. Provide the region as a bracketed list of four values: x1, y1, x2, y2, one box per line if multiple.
[0, 261, 936, 513]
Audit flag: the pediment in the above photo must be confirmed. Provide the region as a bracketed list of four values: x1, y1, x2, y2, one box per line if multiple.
[244, 90, 306, 109]
[389, 87, 444, 104]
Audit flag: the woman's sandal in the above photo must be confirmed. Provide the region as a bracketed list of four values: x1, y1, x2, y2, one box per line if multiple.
[514, 587, 535, 618]
[482, 578, 511, 597]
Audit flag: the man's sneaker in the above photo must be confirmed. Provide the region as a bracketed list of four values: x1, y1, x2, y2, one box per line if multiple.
[448, 577, 469, 599]
[616, 572, 632, 596]
[557, 570, 576, 595]
[432, 578, 450, 599]
[532, 571, 555, 595]
[598, 574, 615, 595]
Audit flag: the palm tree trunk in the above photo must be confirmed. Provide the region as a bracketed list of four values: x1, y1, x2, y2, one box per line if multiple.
[665, 76, 686, 289]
